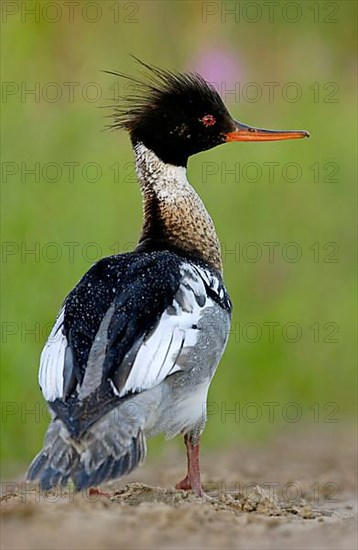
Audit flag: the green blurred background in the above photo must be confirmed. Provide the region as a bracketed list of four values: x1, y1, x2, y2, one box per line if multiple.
[1, 1, 356, 477]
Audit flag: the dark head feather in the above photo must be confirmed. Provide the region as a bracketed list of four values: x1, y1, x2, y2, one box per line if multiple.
[105, 58, 236, 167]
[106, 59, 228, 131]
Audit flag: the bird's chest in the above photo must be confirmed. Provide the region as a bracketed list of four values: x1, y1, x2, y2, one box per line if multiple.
[142, 299, 231, 439]
[173, 298, 231, 380]
[166, 261, 232, 380]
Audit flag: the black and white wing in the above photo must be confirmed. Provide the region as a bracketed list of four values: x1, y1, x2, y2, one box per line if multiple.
[38, 250, 231, 437]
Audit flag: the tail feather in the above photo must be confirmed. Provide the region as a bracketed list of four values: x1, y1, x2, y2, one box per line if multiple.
[27, 408, 146, 490]
[72, 433, 146, 490]
[27, 420, 77, 489]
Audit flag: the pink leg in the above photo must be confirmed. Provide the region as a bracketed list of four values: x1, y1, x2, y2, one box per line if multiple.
[88, 487, 110, 497]
[175, 434, 204, 497]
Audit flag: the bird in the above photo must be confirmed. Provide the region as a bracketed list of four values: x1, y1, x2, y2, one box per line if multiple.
[27, 59, 309, 497]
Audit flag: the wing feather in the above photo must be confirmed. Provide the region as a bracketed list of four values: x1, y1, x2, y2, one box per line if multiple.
[36, 253, 231, 438]
[39, 308, 67, 401]
[114, 263, 213, 396]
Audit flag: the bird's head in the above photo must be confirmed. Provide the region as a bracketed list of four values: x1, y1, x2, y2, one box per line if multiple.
[108, 59, 309, 167]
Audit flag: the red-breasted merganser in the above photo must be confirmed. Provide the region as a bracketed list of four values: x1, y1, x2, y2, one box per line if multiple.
[27, 60, 309, 496]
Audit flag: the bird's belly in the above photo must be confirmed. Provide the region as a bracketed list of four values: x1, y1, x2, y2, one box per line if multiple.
[143, 302, 231, 439]
[145, 380, 210, 441]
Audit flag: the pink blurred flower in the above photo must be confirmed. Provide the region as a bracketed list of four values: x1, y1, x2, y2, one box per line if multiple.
[188, 48, 245, 90]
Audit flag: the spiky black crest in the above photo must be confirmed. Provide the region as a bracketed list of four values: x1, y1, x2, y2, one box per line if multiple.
[105, 58, 235, 166]
[107, 59, 226, 131]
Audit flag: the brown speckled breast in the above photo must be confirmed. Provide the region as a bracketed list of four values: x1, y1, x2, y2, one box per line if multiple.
[134, 143, 222, 273]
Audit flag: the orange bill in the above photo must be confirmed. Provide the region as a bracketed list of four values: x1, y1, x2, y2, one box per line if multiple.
[226, 120, 310, 142]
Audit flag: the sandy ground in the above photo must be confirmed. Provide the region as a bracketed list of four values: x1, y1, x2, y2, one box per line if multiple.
[1, 427, 357, 550]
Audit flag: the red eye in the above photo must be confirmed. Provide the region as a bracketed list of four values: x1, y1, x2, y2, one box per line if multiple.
[201, 114, 216, 127]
